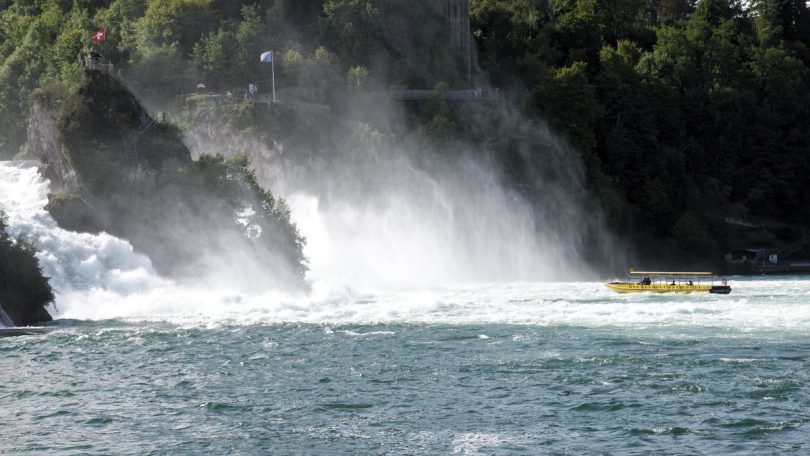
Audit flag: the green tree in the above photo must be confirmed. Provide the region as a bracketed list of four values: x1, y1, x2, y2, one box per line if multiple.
[282, 48, 305, 84]
[751, 0, 810, 45]
[136, 0, 218, 56]
[469, 0, 554, 85]
[0, 3, 64, 156]
[323, 0, 460, 87]
[347, 65, 369, 91]
[235, 4, 262, 73]
[191, 4, 264, 87]
[530, 61, 603, 154]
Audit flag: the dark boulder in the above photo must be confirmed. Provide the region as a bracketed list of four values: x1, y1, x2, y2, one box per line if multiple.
[0, 215, 53, 326]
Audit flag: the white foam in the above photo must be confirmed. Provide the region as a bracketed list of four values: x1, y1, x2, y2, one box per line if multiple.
[0, 162, 167, 304]
[41, 277, 810, 333]
[452, 432, 528, 455]
[3, 161, 810, 333]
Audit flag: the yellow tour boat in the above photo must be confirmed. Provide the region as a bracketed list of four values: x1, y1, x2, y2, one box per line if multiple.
[606, 269, 731, 294]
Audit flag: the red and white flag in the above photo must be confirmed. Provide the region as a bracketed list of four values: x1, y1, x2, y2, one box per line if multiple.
[92, 28, 106, 43]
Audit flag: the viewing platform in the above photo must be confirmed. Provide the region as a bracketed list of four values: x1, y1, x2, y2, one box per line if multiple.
[390, 88, 502, 102]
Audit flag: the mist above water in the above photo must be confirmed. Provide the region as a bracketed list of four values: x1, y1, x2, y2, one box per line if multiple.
[188, 105, 606, 291]
[283, 155, 579, 290]
[4, 160, 806, 333]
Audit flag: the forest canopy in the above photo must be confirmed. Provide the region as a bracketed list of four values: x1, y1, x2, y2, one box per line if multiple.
[1, 0, 809, 264]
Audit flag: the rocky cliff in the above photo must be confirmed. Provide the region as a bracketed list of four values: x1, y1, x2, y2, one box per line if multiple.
[26, 70, 307, 290]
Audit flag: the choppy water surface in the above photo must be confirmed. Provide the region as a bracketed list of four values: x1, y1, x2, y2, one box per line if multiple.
[2, 279, 810, 455]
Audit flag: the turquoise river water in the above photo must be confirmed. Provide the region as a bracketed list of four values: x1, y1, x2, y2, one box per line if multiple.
[2, 284, 810, 455]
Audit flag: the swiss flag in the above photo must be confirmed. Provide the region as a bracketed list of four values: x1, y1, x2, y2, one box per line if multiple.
[92, 28, 106, 43]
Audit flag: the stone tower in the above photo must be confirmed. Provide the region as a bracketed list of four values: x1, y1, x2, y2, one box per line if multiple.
[441, 0, 472, 86]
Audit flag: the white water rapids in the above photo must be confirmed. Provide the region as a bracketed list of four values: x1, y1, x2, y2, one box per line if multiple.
[2, 161, 810, 333]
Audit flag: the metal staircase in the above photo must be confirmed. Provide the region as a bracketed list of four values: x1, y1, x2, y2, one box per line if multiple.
[122, 114, 157, 169]
[123, 136, 137, 167]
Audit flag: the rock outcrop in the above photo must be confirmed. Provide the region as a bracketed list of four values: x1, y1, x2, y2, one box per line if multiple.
[0, 216, 53, 326]
[26, 70, 307, 290]
[28, 100, 82, 194]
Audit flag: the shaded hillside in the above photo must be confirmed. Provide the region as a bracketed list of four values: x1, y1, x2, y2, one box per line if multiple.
[470, 0, 810, 266]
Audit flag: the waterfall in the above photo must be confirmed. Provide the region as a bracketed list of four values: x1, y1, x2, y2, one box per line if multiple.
[0, 305, 13, 327]
[0, 161, 167, 320]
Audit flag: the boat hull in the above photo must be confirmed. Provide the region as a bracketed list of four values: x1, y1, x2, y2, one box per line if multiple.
[605, 282, 728, 294]
[709, 285, 731, 294]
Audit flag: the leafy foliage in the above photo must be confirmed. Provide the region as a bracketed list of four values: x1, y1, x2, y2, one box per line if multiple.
[470, 0, 810, 260]
[0, 212, 53, 325]
[2, 0, 810, 267]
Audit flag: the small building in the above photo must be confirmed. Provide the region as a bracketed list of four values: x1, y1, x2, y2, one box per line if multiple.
[725, 248, 770, 265]
[725, 247, 810, 274]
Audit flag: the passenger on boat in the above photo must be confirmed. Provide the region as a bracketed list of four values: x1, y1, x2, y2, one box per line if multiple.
[643, 277, 651, 285]
[670, 280, 676, 286]
[687, 280, 693, 286]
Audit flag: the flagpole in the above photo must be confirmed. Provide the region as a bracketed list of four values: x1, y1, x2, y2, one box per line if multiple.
[271, 51, 276, 102]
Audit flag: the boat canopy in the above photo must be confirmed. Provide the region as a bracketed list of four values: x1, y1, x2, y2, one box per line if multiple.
[629, 271, 713, 276]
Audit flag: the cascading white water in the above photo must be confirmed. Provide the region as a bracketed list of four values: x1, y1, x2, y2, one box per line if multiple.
[0, 161, 169, 320]
[0, 306, 13, 327]
[283, 175, 560, 291]
[207, 120, 604, 292]
[6, 159, 806, 332]
[0, 160, 383, 324]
